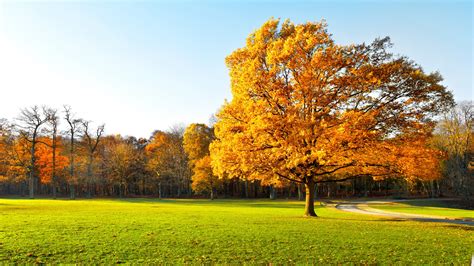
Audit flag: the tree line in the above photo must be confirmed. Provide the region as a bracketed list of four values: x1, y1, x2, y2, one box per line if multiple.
[0, 101, 471, 203]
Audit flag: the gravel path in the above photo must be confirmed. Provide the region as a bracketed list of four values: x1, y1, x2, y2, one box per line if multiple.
[335, 201, 474, 226]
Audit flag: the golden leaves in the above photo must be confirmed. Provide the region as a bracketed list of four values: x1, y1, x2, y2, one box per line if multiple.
[212, 18, 453, 186]
[183, 124, 220, 195]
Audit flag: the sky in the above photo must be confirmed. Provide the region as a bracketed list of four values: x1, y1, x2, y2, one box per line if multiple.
[0, 0, 472, 138]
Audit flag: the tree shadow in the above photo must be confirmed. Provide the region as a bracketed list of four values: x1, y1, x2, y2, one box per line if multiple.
[118, 198, 309, 209]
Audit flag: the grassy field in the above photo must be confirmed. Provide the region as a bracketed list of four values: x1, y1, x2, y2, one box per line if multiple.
[0, 198, 473, 264]
[369, 200, 474, 219]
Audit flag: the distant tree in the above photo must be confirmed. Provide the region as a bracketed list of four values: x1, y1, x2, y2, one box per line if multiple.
[44, 108, 61, 198]
[433, 101, 473, 198]
[35, 137, 68, 186]
[63, 106, 82, 199]
[5, 137, 30, 191]
[211, 19, 454, 216]
[190, 156, 221, 199]
[16, 106, 49, 198]
[0, 119, 22, 185]
[183, 124, 213, 164]
[146, 131, 168, 198]
[0, 119, 10, 182]
[145, 131, 188, 198]
[81, 120, 105, 197]
[183, 123, 220, 199]
[167, 125, 190, 197]
[102, 136, 137, 197]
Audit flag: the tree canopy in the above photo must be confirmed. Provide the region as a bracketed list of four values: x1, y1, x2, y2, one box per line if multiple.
[211, 18, 454, 216]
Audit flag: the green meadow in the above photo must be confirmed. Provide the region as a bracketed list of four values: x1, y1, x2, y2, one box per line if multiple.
[0, 199, 472, 264]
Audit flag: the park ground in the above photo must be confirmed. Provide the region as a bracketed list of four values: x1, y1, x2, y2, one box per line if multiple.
[0, 198, 473, 264]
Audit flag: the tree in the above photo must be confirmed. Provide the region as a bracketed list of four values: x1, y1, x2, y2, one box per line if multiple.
[16, 106, 49, 198]
[146, 131, 170, 198]
[183, 123, 220, 199]
[191, 156, 221, 200]
[146, 129, 189, 198]
[211, 19, 453, 216]
[167, 125, 190, 197]
[102, 135, 137, 197]
[35, 137, 69, 187]
[64, 106, 82, 199]
[183, 124, 213, 163]
[433, 101, 473, 198]
[0, 119, 27, 187]
[4, 136, 30, 192]
[44, 108, 61, 198]
[81, 120, 105, 197]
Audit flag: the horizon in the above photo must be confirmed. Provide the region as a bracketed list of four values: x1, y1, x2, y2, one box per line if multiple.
[0, 0, 472, 138]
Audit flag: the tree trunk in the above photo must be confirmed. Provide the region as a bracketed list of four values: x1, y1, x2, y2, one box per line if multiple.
[210, 188, 214, 200]
[435, 180, 441, 197]
[429, 180, 436, 198]
[304, 179, 317, 217]
[70, 184, 75, 199]
[87, 183, 92, 198]
[29, 138, 37, 199]
[28, 175, 34, 199]
[69, 130, 75, 200]
[254, 181, 258, 198]
[52, 156, 56, 199]
[158, 181, 162, 199]
[269, 185, 276, 200]
[298, 183, 304, 201]
[52, 183, 57, 199]
[244, 179, 249, 198]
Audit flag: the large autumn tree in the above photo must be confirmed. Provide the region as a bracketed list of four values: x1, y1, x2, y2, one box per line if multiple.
[211, 19, 453, 216]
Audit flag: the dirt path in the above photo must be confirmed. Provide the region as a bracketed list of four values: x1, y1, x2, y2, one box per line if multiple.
[335, 201, 474, 226]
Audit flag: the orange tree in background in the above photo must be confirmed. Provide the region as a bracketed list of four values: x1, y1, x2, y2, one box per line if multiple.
[146, 131, 174, 198]
[35, 137, 69, 185]
[210, 19, 453, 216]
[183, 123, 220, 199]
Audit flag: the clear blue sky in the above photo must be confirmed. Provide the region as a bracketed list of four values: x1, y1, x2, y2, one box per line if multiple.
[0, 0, 472, 138]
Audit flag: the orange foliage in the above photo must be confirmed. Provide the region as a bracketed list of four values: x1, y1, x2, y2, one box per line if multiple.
[35, 137, 69, 184]
[183, 124, 220, 196]
[210, 19, 453, 214]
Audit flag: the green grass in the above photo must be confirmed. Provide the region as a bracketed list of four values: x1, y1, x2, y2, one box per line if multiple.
[369, 200, 474, 219]
[0, 198, 473, 264]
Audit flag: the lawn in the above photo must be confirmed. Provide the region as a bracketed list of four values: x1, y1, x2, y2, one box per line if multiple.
[0, 198, 472, 264]
[369, 200, 474, 219]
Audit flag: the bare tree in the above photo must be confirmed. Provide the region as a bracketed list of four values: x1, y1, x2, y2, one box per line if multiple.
[81, 120, 105, 198]
[168, 124, 190, 197]
[16, 106, 49, 198]
[64, 105, 82, 199]
[44, 108, 60, 199]
[434, 101, 474, 199]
